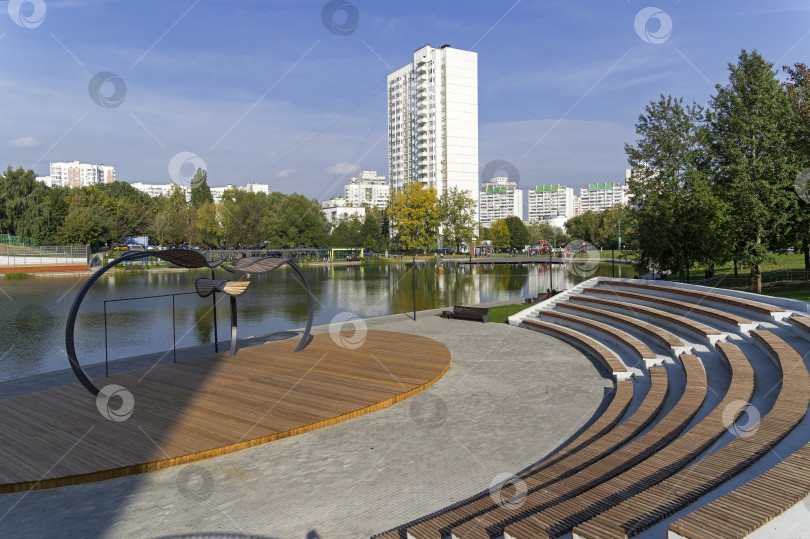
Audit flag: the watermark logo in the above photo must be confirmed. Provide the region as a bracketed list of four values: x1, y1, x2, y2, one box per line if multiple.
[168, 152, 207, 186]
[176, 465, 215, 502]
[721, 400, 760, 439]
[488, 473, 527, 511]
[564, 239, 600, 279]
[634, 7, 672, 44]
[88, 72, 127, 109]
[95, 384, 135, 422]
[409, 394, 448, 429]
[321, 0, 359, 36]
[480, 159, 520, 185]
[328, 311, 367, 349]
[8, 0, 46, 29]
[795, 168, 810, 203]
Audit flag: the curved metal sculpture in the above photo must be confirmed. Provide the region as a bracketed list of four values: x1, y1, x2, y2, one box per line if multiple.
[65, 249, 314, 397]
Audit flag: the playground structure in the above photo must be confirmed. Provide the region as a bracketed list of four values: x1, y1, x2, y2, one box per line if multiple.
[526, 240, 552, 256]
[470, 240, 494, 257]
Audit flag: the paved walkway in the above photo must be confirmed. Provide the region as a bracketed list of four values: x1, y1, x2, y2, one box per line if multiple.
[0, 311, 611, 539]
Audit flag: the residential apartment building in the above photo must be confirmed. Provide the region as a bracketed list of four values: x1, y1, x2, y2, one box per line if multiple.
[580, 182, 629, 213]
[387, 44, 479, 220]
[131, 182, 190, 202]
[344, 170, 389, 210]
[479, 177, 523, 227]
[527, 184, 576, 221]
[320, 197, 365, 228]
[39, 161, 115, 188]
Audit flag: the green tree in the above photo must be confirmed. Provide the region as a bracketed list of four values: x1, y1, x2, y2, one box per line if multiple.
[439, 186, 477, 253]
[490, 219, 511, 251]
[58, 206, 108, 246]
[190, 169, 213, 208]
[388, 182, 440, 253]
[784, 62, 810, 270]
[709, 50, 802, 292]
[527, 221, 569, 248]
[360, 206, 386, 250]
[196, 201, 223, 247]
[220, 189, 266, 248]
[329, 214, 364, 247]
[565, 211, 601, 245]
[503, 215, 528, 250]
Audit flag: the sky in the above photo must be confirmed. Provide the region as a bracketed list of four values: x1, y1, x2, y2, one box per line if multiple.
[1, 0, 809, 202]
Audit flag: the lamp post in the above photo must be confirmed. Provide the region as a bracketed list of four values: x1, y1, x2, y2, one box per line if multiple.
[549, 249, 553, 292]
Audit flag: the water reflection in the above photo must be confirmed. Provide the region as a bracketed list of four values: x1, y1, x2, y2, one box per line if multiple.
[0, 261, 635, 381]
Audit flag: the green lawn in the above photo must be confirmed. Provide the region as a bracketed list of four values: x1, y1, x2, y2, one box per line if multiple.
[487, 303, 532, 323]
[686, 253, 808, 281]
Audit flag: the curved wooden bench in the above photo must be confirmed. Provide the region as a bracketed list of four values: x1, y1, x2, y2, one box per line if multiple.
[556, 301, 685, 352]
[501, 342, 754, 538]
[374, 382, 635, 539]
[585, 287, 753, 328]
[573, 330, 810, 538]
[569, 294, 722, 341]
[669, 442, 810, 538]
[398, 365, 670, 539]
[448, 356, 706, 539]
[539, 310, 657, 364]
[597, 279, 787, 317]
[789, 315, 810, 340]
[521, 320, 627, 375]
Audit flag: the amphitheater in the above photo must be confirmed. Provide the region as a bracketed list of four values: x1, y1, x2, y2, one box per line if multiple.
[376, 277, 810, 539]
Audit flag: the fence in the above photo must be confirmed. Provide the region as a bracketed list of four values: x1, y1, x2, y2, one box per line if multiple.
[0, 244, 89, 266]
[701, 269, 810, 289]
[0, 233, 35, 247]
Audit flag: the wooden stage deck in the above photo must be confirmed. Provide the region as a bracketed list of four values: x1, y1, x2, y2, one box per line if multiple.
[0, 330, 451, 494]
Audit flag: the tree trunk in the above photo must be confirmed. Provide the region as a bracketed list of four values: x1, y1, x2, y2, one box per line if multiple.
[804, 244, 809, 271]
[734, 260, 738, 277]
[751, 263, 762, 294]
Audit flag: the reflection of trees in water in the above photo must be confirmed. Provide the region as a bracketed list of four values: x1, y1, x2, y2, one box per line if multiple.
[478, 264, 529, 293]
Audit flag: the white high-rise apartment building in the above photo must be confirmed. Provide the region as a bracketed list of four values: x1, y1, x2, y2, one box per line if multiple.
[320, 197, 365, 228]
[527, 184, 576, 221]
[580, 182, 629, 213]
[387, 44, 478, 219]
[479, 177, 523, 227]
[344, 170, 389, 210]
[45, 161, 115, 188]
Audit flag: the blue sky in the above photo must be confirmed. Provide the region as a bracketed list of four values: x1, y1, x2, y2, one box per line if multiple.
[1, 0, 809, 201]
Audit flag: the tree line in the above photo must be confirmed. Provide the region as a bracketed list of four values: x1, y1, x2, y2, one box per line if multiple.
[622, 50, 809, 292]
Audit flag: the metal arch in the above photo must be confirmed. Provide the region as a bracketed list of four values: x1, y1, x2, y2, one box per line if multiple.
[65, 250, 315, 397]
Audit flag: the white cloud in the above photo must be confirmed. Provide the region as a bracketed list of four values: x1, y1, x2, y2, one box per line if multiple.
[325, 162, 357, 175]
[10, 136, 40, 148]
[276, 168, 296, 178]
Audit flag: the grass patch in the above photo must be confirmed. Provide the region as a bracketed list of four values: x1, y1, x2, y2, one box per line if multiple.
[3, 272, 30, 280]
[759, 282, 810, 303]
[487, 303, 532, 323]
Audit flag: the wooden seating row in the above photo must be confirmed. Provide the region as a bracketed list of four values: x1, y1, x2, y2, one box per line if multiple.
[585, 287, 753, 328]
[569, 295, 722, 340]
[789, 315, 810, 339]
[446, 355, 706, 539]
[404, 367, 670, 539]
[596, 279, 786, 317]
[500, 342, 754, 538]
[556, 301, 685, 351]
[667, 333, 810, 538]
[538, 310, 656, 364]
[573, 330, 810, 538]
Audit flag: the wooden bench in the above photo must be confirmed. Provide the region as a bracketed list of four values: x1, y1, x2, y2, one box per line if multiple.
[585, 287, 753, 328]
[670, 442, 810, 538]
[401, 367, 670, 539]
[449, 355, 706, 539]
[569, 294, 722, 341]
[521, 320, 627, 375]
[538, 310, 656, 364]
[573, 330, 810, 539]
[501, 342, 754, 538]
[597, 279, 787, 317]
[789, 315, 810, 341]
[556, 301, 685, 351]
[441, 305, 489, 322]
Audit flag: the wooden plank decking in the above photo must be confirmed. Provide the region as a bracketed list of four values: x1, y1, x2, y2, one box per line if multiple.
[0, 330, 451, 493]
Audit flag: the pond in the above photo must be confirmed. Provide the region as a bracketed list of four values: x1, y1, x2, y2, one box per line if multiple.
[0, 260, 635, 382]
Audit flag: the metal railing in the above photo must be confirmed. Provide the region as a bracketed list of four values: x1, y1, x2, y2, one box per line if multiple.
[0, 244, 89, 266]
